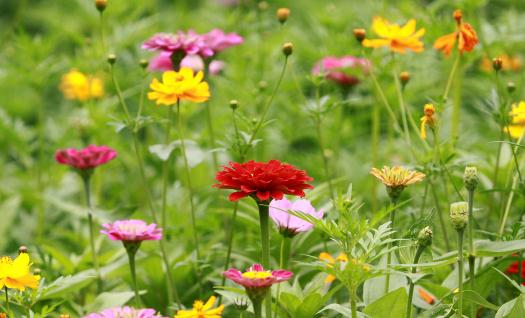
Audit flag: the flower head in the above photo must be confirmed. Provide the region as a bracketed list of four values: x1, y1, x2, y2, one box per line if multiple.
[142, 31, 214, 58]
[224, 264, 292, 301]
[174, 296, 224, 318]
[362, 17, 425, 53]
[311, 56, 370, 86]
[420, 103, 436, 139]
[319, 252, 348, 284]
[370, 166, 425, 201]
[148, 68, 210, 105]
[505, 101, 525, 139]
[0, 253, 40, 291]
[269, 198, 323, 237]
[214, 160, 314, 202]
[83, 307, 165, 318]
[449, 201, 468, 231]
[55, 145, 117, 170]
[101, 220, 162, 242]
[60, 69, 104, 101]
[202, 29, 243, 53]
[434, 9, 478, 57]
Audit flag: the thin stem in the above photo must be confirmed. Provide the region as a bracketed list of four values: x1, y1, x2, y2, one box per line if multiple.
[82, 176, 101, 291]
[314, 113, 336, 205]
[257, 202, 271, 318]
[406, 245, 425, 318]
[175, 101, 202, 283]
[457, 229, 465, 318]
[126, 248, 141, 307]
[99, 12, 106, 54]
[273, 237, 288, 318]
[467, 189, 476, 317]
[205, 101, 219, 169]
[220, 202, 239, 287]
[384, 199, 397, 294]
[134, 70, 148, 132]
[430, 180, 451, 250]
[371, 101, 380, 211]
[161, 106, 174, 232]
[4, 286, 9, 316]
[392, 68, 412, 149]
[443, 53, 461, 102]
[350, 296, 358, 318]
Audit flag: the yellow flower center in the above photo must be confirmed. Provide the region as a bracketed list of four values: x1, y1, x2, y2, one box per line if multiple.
[242, 271, 272, 279]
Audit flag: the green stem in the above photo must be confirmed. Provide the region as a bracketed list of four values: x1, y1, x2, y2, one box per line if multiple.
[126, 248, 141, 307]
[253, 299, 263, 318]
[350, 296, 358, 318]
[443, 53, 461, 102]
[314, 113, 336, 205]
[385, 200, 397, 294]
[205, 101, 219, 169]
[82, 176, 101, 291]
[4, 286, 9, 316]
[220, 202, 239, 288]
[392, 68, 412, 150]
[406, 245, 425, 318]
[99, 12, 106, 54]
[371, 101, 380, 211]
[175, 101, 202, 287]
[467, 189, 475, 313]
[430, 179, 451, 250]
[161, 106, 174, 232]
[457, 229, 465, 318]
[273, 237, 288, 318]
[257, 202, 271, 318]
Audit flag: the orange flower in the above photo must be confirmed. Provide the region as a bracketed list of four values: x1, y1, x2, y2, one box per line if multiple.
[319, 252, 348, 284]
[434, 10, 478, 57]
[418, 288, 435, 304]
[420, 103, 436, 139]
[362, 17, 425, 53]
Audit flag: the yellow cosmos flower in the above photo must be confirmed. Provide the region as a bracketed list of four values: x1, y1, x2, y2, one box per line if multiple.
[0, 253, 40, 291]
[505, 101, 525, 139]
[174, 295, 224, 318]
[60, 69, 104, 101]
[420, 103, 436, 139]
[319, 252, 348, 284]
[362, 17, 425, 53]
[148, 67, 210, 105]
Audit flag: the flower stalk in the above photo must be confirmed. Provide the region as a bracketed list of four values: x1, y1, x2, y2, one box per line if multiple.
[81, 175, 101, 291]
[124, 242, 142, 307]
[406, 227, 432, 318]
[257, 202, 272, 318]
[161, 105, 174, 231]
[457, 229, 465, 318]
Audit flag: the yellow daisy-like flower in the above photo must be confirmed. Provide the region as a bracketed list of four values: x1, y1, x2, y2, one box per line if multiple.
[148, 67, 210, 106]
[505, 101, 525, 139]
[0, 253, 40, 291]
[60, 69, 104, 101]
[174, 295, 224, 318]
[362, 17, 425, 53]
[319, 252, 348, 284]
[371, 166, 425, 200]
[420, 103, 436, 139]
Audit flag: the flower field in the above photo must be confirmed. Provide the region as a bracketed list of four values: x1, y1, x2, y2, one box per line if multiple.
[1, 0, 525, 317]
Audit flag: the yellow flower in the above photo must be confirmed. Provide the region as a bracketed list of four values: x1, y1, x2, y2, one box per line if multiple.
[174, 295, 224, 318]
[505, 101, 525, 139]
[420, 103, 436, 139]
[362, 17, 425, 53]
[0, 253, 40, 291]
[148, 67, 210, 105]
[60, 69, 104, 101]
[370, 166, 425, 200]
[319, 252, 348, 284]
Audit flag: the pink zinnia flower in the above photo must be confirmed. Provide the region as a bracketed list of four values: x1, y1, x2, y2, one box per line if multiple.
[202, 28, 243, 53]
[148, 52, 173, 72]
[209, 60, 226, 75]
[55, 145, 117, 170]
[312, 56, 370, 86]
[224, 263, 292, 290]
[101, 220, 162, 242]
[83, 307, 165, 318]
[270, 198, 323, 237]
[142, 31, 214, 58]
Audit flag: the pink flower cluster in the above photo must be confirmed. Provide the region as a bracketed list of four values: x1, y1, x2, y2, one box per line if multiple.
[55, 145, 117, 170]
[142, 29, 243, 73]
[224, 263, 292, 289]
[312, 56, 370, 86]
[101, 220, 162, 242]
[269, 198, 323, 237]
[83, 306, 165, 318]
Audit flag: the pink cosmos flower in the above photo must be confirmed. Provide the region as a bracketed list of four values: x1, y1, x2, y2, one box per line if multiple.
[101, 220, 162, 242]
[223, 263, 292, 289]
[202, 28, 243, 53]
[55, 145, 117, 170]
[312, 56, 370, 86]
[83, 307, 165, 318]
[269, 198, 323, 237]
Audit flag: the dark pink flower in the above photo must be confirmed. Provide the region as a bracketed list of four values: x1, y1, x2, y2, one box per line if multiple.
[142, 31, 214, 58]
[312, 56, 370, 86]
[202, 29, 243, 53]
[101, 220, 162, 242]
[148, 52, 173, 72]
[55, 145, 117, 170]
[224, 264, 292, 289]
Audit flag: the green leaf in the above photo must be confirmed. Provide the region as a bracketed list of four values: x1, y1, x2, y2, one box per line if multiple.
[40, 271, 96, 300]
[462, 290, 499, 311]
[295, 292, 325, 318]
[85, 291, 136, 313]
[364, 287, 407, 318]
[319, 303, 367, 317]
[496, 294, 525, 318]
[149, 143, 176, 161]
[475, 239, 525, 257]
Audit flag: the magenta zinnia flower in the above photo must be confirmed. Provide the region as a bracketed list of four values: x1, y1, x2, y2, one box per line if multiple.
[202, 28, 243, 53]
[101, 220, 162, 242]
[270, 198, 323, 237]
[224, 263, 292, 294]
[312, 56, 370, 86]
[142, 31, 214, 58]
[83, 307, 165, 318]
[55, 145, 117, 170]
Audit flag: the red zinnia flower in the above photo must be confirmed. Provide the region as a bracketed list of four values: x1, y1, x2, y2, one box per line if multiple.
[214, 160, 314, 202]
[506, 260, 525, 285]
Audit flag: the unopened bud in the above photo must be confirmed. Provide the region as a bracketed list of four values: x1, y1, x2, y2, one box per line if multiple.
[493, 57, 503, 71]
[258, 1, 268, 11]
[95, 0, 107, 12]
[417, 226, 433, 247]
[258, 80, 268, 91]
[463, 166, 479, 191]
[450, 202, 468, 231]
[276, 8, 290, 24]
[342, 197, 352, 209]
[18, 246, 28, 254]
[34, 268, 41, 275]
[399, 71, 410, 86]
[139, 59, 149, 69]
[508, 81, 516, 93]
[353, 28, 366, 43]
[251, 118, 258, 125]
[282, 42, 293, 56]
[107, 53, 117, 65]
[230, 100, 239, 110]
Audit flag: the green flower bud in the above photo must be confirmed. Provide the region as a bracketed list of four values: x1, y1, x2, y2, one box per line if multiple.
[417, 226, 433, 247]
[450, 202, 468, 231]
[463, 166, 479, 191]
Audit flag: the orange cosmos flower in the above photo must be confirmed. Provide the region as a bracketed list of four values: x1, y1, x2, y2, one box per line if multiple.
[319, 252, 348, 284]
[420, 103, 436, 139]
[362, 17, 425, 53]
[434, 10, 478, 57]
